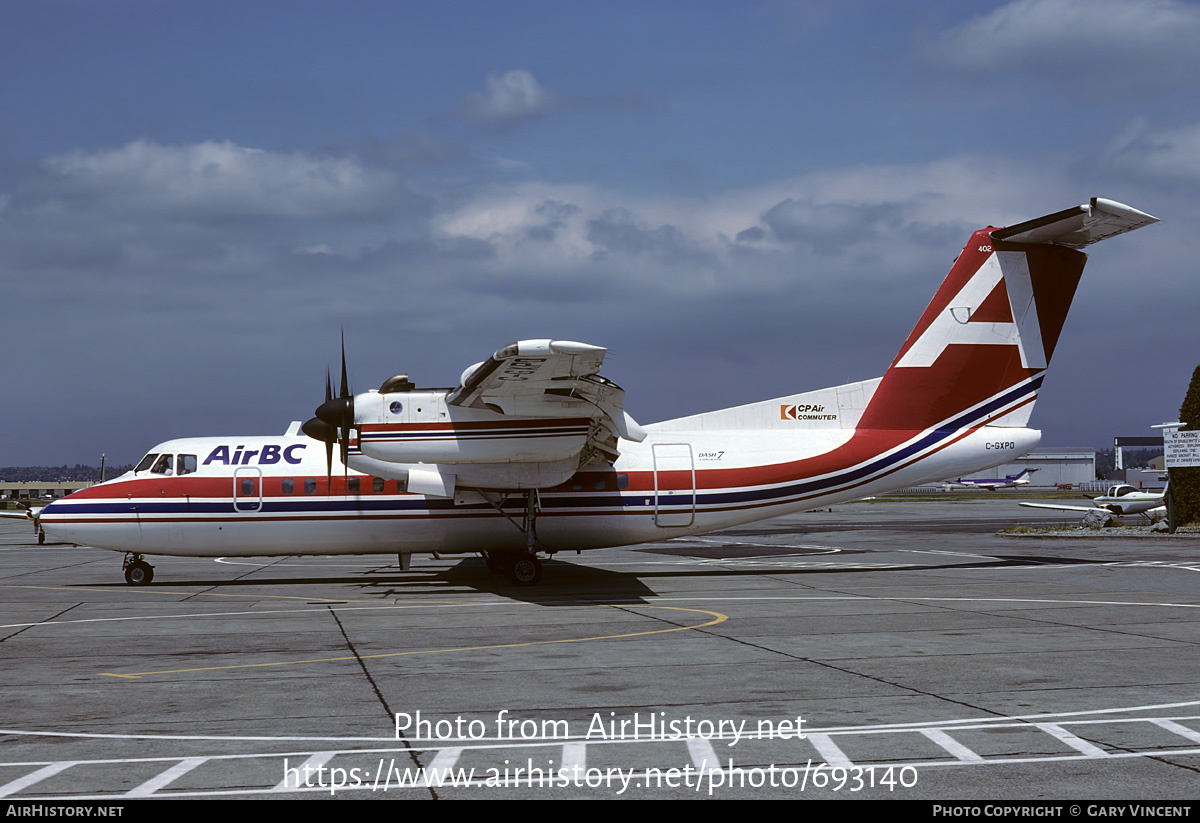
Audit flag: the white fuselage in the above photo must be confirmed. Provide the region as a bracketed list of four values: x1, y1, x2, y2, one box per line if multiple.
[40, 419, 1038, 558]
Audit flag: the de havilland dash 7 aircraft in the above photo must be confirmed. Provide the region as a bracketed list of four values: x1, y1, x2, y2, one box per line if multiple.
[39, 198, 1158, 586]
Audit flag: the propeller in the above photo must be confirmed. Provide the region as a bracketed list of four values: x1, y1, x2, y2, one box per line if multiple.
[301, 333, 356, 493]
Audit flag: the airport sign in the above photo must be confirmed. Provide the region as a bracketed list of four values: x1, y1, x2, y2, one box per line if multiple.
[1164, 428, 1200, 468]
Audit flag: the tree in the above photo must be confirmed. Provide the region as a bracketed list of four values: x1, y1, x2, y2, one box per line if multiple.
[1173, 365, 1200, 525]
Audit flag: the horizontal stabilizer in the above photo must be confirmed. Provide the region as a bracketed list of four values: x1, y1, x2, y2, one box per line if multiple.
[992, 198, 1158, 249]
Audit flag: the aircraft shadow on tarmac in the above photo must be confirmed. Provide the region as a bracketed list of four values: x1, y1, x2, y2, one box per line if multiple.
[70, 556, 656, 603]
[67, 550, 1105, 606]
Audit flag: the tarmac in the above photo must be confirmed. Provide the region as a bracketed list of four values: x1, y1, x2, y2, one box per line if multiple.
[1, 498, 1198, 800]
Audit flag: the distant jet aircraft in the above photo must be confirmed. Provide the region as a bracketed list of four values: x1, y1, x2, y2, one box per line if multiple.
[1020, 483, 1167, 523]
[39, 198, 1159, 585]
[944, 468, 1038, 491]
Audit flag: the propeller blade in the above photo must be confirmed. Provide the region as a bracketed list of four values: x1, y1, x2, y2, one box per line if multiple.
[325, 440, 334, 495]
[325, 366, 335, 493]
[340, 330, 350, 399]
[308, 334, 356, 495]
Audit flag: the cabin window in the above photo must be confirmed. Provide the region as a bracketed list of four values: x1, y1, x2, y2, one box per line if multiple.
[135, 453, 159, 473]
[348, 477, 360, 494]
[373, 477, 385, 494]
[240, 478, 254, 496]
[282, 478, 294, 495]
[304, 478, 317, 495]
[570, 476, 583, 491]
[151, 454, 174, 475]
[618, 473, 629, 490]
[593, 477, 607, 490]
[177, 454, 197, 475]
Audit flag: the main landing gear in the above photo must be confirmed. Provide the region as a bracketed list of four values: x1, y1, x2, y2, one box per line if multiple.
[479, 489, 546, 586]
[123, 554, 155, 586]
[481, 551, 543, 586]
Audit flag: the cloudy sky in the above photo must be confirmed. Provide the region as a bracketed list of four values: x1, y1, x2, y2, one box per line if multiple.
[2, 0, 1196, 466]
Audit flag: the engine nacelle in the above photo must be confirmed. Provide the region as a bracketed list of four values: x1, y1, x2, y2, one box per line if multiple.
[353, 389, 592, 465]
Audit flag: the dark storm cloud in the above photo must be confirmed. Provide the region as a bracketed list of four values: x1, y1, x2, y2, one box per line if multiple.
[759, 199, 907, 256]
[585, 208, 712, 264]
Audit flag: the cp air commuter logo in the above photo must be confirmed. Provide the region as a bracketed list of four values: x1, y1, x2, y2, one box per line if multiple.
[780, 404, 837, 421]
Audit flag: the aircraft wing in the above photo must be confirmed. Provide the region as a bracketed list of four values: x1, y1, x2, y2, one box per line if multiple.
[1019, 502, 1105, 514]
[0, 509, 35, 521]
[448, 339, 647, 445]
[0, 505, 41, 528]
[992, 198, 1158, 249]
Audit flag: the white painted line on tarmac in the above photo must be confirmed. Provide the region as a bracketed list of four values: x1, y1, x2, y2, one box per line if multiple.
[1035, 723, 1110, 757]
[806, 733, 852, 768]
[1150, 718, 1200, 744]
[127, 756, 208, 796]
[421, 748, 462, 788]
[920, 729, 984, 763]
[0, 762, 75, 797]
[272, 751, 335, 791]
[686, 737, 719, 773]
[561, 741, 586, 772]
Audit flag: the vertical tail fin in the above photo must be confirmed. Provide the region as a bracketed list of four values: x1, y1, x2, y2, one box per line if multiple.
[858, 198, 1157, 433]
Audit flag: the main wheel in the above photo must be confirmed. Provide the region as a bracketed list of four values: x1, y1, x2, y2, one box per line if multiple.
[506, 555, 542, 586]
[124, 560, 154, 586]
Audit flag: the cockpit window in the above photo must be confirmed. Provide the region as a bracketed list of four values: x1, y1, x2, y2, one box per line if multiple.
[134, 453, 159, 473]
[177, 454, 197, 476]
[151, 454, 174, 475]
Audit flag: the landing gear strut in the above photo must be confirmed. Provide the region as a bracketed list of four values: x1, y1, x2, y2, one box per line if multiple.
[123, 553, 154, 585]
[477, 489, 547, 586]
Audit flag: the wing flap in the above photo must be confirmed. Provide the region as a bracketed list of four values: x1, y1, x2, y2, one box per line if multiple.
[449, 339, 607, 407]
[448, 338, 645, 466]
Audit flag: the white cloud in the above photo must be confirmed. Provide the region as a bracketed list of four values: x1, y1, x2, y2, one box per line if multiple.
[460, 70, 556, 129]
[920, 0, 1200, 73]
[1106, 119, 1200, 180]
[424, 155, 1073, 301]
[41, 139, 405, 220]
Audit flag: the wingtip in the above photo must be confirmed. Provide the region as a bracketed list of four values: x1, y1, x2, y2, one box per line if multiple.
[1089, 197, 1159, 225]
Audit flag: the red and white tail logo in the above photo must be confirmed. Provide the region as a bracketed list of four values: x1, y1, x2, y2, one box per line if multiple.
[861, 198, 1156, 433]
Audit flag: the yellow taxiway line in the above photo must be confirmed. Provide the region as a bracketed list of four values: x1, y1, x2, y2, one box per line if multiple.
[98, 605, 728, 679]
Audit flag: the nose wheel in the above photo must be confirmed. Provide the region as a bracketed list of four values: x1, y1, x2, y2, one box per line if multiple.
[123, 554, 155, 585]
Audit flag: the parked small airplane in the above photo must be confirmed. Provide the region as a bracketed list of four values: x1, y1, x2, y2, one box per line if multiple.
[39, 198, 1158, 585]
[1020, 483, 1167, 523]
[944, 468, 1038, 491]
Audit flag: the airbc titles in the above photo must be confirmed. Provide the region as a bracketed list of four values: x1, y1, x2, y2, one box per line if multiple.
[780, 404, 837, 422]
[202, 444, 307, 466]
